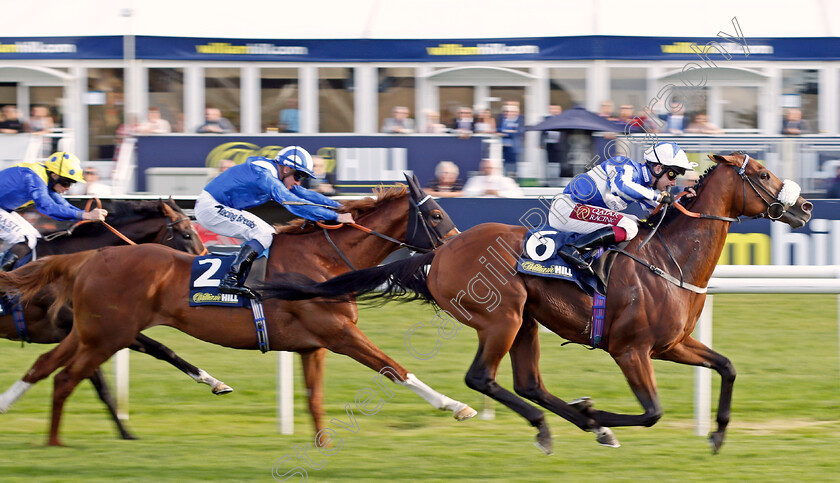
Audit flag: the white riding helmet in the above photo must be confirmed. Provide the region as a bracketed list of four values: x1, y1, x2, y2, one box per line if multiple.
[643, 142, 695, 173]
[274, 146, 317, 179]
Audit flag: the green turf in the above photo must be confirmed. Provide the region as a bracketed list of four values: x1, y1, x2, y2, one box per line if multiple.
[1, 294, 839, 482]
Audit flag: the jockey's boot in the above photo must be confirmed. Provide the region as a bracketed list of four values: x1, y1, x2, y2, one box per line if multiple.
[218, 242, 261, 299]
[0, 243, 30, 272]
[557, 227, 617, 273]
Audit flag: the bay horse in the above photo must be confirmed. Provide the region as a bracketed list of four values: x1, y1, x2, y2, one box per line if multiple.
[256, 153, 813, 454]
[0, 199, 232, 440]
[0, 178, 477, 446]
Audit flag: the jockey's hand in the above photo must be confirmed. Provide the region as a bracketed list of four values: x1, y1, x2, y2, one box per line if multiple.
[684, 187, 697, 198]
[336, 213, 355, 224]
[83, 208, 108, 221]
[656, 191, 676, 205]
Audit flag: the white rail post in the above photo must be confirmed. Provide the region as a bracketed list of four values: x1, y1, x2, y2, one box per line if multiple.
[277, 351, 294, 435]
[114, 348, 130, 420]
[694, 295, 713, 436]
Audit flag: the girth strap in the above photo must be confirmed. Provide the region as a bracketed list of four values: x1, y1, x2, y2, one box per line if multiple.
[614, 248, 708, 294]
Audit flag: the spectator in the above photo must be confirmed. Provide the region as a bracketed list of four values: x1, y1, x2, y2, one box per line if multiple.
[217, 159, 237, 174]
[686, 113, 724, 134]
[462, 158, 523, 198]
[660, 100, 689, 134]
[27, 106, 55, 156]
[474, 108, 497, 135]
[541, 105, 570, 179]
[113, 113, 139, 161]
[81, 167, 113, 197]
[598, 100, 619, 122]
[197, 107, 235, 134]
[425, 161, 463, 198]
[279, 98, 300, 133]
[302, 155, 337, 196]
[618, 104, 646, 133]
[381, 106, 415, 134]
[826, 166, 840, 198]
[497, 102, 524, 177]
[0, 105, 26, 133]
[421, 110, 448, 133]
[782, 108, 809, 135]
[137, 107, 172, 134]
[450, 106, 474, 138]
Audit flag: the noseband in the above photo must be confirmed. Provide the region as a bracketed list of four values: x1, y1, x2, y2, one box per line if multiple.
[735, 154, 800, 221]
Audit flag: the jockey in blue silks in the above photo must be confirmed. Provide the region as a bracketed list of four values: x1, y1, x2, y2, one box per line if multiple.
[0, 152, 108, 272]
[548, 142, 695, 272]
[194, 146, 354, 299]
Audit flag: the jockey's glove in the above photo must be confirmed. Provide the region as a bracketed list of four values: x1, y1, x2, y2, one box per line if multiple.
[656, 191, 676, 205]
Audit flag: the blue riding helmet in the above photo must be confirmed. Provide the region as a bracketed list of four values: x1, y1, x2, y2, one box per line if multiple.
[274, 146, 318, 180]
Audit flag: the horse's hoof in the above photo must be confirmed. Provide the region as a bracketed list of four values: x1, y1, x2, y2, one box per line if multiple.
[47, 438, 64, 447]
[534, 425, 553, 455]
[591, 426, 620, 448]
[453, 405, 477, 421]
[569, 397, 593, 413]
[121, 433, 139, 441]
[708, 431, 726, 454]
[212, 382, 233, 395]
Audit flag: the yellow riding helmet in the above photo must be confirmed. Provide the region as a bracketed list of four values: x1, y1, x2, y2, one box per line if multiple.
[45, 152, 86, 183]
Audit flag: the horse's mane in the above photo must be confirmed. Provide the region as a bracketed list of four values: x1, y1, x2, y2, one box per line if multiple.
[42, 200, 175, 239]
[642, 163, 719, 229]
[277, 185, 408, 235]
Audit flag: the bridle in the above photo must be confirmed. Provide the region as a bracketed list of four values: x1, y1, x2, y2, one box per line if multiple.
[314, 193, 450, 270]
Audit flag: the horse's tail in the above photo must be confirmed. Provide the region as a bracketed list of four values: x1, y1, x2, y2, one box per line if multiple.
[259, 251, 437, 305]
[0, 250, 98, 320]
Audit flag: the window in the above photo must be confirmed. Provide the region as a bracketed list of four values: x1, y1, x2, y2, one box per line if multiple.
[87, 68, 124, 161]
[549, 68, 586, 110]
[782, 69, 819, 133]
[377, 67, 416, 132]
[148, 68, 184, 132]
[318, 68, 354, 133]
[204, 68, 240, 132]
[261, 68, 298, 133]
[610, 67, 647, 113]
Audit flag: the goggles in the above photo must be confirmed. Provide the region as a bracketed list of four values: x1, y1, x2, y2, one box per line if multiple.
[56, 177, 76, 188]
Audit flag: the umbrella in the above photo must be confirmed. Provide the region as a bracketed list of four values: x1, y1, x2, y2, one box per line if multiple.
[527, 106, 623, 132]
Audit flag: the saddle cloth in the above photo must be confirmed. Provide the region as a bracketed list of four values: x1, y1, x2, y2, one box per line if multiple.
[189, 252, 267, 307]
[517, 227, 605, 297]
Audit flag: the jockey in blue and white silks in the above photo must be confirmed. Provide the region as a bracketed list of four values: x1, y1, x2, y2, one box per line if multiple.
[548, 142, 695, 272]
[0, 152, 108, 272]
[194, 145, 354, 298]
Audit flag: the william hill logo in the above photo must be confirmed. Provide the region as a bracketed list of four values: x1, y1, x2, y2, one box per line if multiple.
[427, 43, 539, 56]
[192, 292, 240, 304]
[195, 42, 308, 56]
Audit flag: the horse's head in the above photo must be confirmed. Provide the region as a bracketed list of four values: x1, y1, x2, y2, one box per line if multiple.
[708, 153, 813, 228]
[403, 173, 459, 251]
[159, 198, 207, 255]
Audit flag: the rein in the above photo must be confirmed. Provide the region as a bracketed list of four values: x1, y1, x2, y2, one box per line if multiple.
[315, 220, 432, 271]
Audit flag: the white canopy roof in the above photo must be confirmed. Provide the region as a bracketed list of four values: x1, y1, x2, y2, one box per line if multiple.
[3, 0, 838, 39]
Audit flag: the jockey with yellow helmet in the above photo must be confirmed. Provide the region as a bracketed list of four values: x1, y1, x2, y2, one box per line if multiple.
[549, 142, 695, 272]
[194, 146, 355, 299]
[0, 152, 108, 272]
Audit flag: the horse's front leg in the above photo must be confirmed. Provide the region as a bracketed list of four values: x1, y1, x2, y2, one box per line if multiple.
[656, 336, 736, 453]
[88, 367, 137, 440]
[509, 315, 619, 448]
[575, 348, 664, 430]
[299, 348, 327, 441]
[129, 333, 232, 395]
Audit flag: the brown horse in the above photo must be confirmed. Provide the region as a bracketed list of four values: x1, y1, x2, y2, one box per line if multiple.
[0, 178, 477, 446]
[257, 153, 813, 454]
[0, 199, 231, 440]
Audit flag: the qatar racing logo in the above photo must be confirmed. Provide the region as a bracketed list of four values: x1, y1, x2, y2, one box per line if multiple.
[570, 204, 622, 225]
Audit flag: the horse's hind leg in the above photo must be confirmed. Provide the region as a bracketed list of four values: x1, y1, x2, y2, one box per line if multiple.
[509, 315, 620, 448]
[656, 336, 736, 454]
[49, 345, 119, 446]
[88, 367, 137, 440]
[0, 330, 80, 413]
[129, 333, 232, 395]
[324, 320, 475, 421]
[463, 318, 552, 455]
[300, 348, 327, 439]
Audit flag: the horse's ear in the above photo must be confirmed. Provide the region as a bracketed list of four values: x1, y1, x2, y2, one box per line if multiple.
[403, 172, 423, 198]
[708, 154, 734, 166]
[159, 198, 175, 215]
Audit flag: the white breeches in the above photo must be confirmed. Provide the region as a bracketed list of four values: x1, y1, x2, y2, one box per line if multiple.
[194, 191, 274, 250]
[0, 209, 40, 250]
[548, 194, 639, 240]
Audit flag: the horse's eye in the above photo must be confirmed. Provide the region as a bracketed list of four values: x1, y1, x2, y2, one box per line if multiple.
[183, 233, 191, 239]
[432, 213, 443, 220]
[760, 172, 770, 180]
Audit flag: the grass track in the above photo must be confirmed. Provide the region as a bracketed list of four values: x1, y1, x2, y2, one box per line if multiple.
[1, 294, 839, 481]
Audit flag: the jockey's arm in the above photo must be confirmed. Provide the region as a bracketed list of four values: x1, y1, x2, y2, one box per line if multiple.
[289, 184, 341, 209]
[254, 168, 339, 222]
[29, 177, 85, 221]
[609, 166, 658, 205]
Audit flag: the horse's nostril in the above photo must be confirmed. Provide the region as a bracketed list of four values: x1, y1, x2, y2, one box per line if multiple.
[802, 201, 813, 213]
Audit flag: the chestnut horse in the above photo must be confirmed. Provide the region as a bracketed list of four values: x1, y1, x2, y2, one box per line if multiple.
[257, 153, 813, 454]
[0, 199, 231, 440]
[0, 179, 476, 446]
